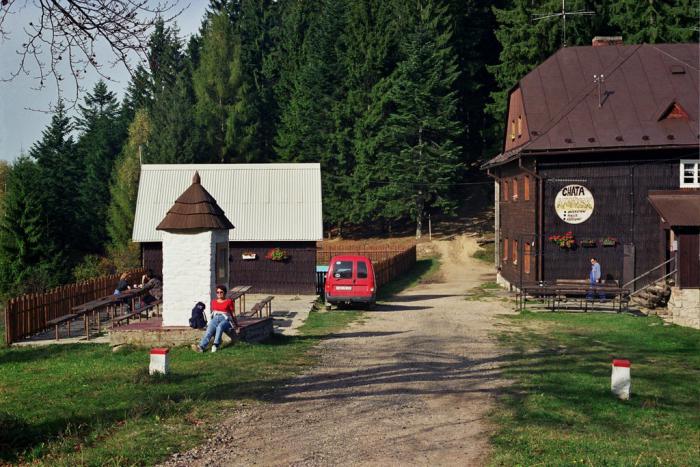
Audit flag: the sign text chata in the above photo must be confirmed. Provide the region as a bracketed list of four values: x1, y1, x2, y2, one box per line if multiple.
[555, 184, 594, 224]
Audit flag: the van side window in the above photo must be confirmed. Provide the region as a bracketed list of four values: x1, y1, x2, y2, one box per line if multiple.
[333, 261, 353, 279]
[357, 261, 368, 279]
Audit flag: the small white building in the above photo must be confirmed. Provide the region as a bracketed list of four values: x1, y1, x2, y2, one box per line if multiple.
[156, 171, 234, 326]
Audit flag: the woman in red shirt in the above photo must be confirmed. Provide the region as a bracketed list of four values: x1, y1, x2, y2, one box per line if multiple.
[193, 285, 240, 353]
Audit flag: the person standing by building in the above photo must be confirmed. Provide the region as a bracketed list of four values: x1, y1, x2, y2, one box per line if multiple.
[588, 257, 603, 300]
[192, 285, 239, 353]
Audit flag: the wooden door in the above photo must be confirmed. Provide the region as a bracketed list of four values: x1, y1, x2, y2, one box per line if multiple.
[678, 228, 700, 288]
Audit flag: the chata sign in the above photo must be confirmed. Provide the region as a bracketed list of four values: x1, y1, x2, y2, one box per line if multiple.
[555, 184, 594, 224]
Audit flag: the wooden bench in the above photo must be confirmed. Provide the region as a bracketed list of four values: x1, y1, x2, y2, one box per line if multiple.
[46, 313, 81, 340]
[242, 296, 274, 318]
[112, 300, 162, 327]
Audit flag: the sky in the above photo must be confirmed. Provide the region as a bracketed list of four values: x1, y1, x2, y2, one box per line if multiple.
[0, 0, 210, 163]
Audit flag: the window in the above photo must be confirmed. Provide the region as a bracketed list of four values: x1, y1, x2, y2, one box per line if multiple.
[512, 239, 518, 264]
[517, 116, 523, 137]
[680, 159, 700, 187]
[510, 120, 516, 141]
[502, 180, 509, 201]
[503, 238, 509, 263]
[524, 175, 531, 201]
[215, 242, 228, 285]
[333, 260, 353, 279]
[512, 177, 519, 201]
[524, 243, 531, 274]
[357, 261, 368, 279]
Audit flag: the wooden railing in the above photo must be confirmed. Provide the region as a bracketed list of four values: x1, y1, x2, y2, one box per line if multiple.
[4, 269, 144, 345]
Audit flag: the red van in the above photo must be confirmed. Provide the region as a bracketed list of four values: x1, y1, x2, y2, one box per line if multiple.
[324, 255, 376, 308]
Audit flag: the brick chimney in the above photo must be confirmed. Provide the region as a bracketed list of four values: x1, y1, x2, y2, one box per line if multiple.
[592, 36, 623, 47]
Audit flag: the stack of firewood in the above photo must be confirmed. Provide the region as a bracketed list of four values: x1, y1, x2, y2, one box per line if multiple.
[631, 280, 672, 312]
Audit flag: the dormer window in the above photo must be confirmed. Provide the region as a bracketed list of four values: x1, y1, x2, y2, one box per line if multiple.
[680, 159, 700, 187]
[517, 116, 523, 137]
[510, 120, 516, 141]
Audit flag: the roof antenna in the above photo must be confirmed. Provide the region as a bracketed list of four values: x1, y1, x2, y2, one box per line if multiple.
[593, 74, 605, 107]
[533, 0, 595, 46]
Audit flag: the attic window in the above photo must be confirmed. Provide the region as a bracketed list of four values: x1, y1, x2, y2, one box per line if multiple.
[680, 159, 700, 188]
[517, 116, 523, 137]
[510, 120, 516, 141]
[670, 65, 686, 75]
[658, 102, 689, 121]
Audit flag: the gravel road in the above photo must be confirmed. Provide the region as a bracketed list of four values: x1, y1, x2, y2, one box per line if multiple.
[161, 235, 513, 467]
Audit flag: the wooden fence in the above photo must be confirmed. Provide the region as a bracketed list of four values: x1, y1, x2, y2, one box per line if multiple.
[317, 243, 417, 289]
[4, 269, 144, 345]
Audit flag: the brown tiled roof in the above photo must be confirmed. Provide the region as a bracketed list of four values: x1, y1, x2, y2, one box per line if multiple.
[156, 171, 235, 231]
[648, 190, 700, 226]
[484, 43, 699, 169]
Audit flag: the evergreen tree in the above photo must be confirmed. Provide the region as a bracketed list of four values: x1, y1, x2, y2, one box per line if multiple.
[106, 110, 151, 270]
[29, 100, 80, 259]
[0, 157, 65, 295]
[194, 11, 240, 162]
[605, 0, 699, 43]
[354, 0, 463, 237]
[146, 70, 204, 163]
[76, 81, 126, 254]
[148, 19, 184, 96]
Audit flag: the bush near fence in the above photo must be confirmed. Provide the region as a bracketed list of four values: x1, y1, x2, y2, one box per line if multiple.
[317, 241, 416, 288]
[4, 269, 144, 345]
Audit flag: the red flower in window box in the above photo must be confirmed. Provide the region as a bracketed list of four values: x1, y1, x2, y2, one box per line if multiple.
[549, 231, 576, 249]
[265, 248, 288, 261]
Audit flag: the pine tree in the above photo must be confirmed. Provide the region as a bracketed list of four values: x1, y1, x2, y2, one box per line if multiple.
[355, 0, 463, 237]
[606, 0, 699, 43]
[28, 100, 80, 260]
[76, 81, 126, 254]
[148, 19, 184, 96]
[194, 11, 240, 162]
[106, 110, 151, 270]
[0, 157, 65, 295]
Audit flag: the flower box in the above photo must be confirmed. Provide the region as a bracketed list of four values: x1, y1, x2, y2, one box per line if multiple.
[602, 237, 617, 247]
[265, 248, 289, 261]
[241, 253, 257, 260]
[549, 231, 576, 249]
[580, 239, 597, 248]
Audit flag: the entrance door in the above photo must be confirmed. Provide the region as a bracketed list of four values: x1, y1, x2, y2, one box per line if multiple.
[678, 228, 700, 288]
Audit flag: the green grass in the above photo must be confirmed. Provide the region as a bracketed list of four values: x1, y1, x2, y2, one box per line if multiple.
[491, 312, 700, 466]
[465, 281, 507, 301]
[472, 241, 495, 263]
[377, 257, 440, 301]
[0, 310, 362, 465]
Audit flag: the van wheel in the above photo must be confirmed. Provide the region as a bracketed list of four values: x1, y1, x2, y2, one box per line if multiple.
[368, 301, 376, 310]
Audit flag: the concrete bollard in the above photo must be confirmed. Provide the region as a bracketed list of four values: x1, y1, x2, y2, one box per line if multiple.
[611, 359, 631, 400]
[149, 347, 170, 375]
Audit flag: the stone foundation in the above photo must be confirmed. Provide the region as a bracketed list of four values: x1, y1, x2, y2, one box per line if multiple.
[667, 287, 700, 330]
[109, 317, 274, 347]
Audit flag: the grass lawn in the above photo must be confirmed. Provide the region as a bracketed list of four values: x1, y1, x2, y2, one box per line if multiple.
[491, 311, 700, 466]
[473, 241, 495, 263]
[377, 257, 440, 301]
[0, 311, 361, 465]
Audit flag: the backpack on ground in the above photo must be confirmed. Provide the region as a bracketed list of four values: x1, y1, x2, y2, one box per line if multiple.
[189, 302, 207, 329]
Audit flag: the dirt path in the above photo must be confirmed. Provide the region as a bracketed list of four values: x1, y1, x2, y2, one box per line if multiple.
[163, 235, 513, 467]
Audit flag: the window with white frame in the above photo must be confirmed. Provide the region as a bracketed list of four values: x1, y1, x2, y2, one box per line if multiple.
[680, 159, 700, 187]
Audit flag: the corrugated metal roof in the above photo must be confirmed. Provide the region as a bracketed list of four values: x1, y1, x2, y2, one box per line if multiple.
[133, 164, 323, 242]
[156, 171, 235, 231]
[484, 43, 700, 168]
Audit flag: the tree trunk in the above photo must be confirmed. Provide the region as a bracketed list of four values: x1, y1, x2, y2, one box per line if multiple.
[415, 193, 424, 239]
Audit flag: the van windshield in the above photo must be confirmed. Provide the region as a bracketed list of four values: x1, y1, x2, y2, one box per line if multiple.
[357, 261, 368, 279]
[333, 261, 353, 279]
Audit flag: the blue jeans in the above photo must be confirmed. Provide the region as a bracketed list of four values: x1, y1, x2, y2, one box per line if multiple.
[587, 278, 606, 300]
[198, 314, 232, 349]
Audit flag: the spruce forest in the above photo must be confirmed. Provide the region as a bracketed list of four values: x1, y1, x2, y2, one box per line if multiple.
[0, 0, 697, 297]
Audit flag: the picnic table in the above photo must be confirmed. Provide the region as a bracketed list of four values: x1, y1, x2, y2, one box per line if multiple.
[228, 285, 252, 316]
[46, 288, 151, 341]
[517, 280, 629, 313]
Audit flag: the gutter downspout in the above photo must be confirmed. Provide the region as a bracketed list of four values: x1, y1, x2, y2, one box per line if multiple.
[518, 158, 544, 283]
[486, 169, 500, 270]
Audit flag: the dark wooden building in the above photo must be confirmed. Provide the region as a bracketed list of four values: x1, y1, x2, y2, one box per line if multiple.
[133, 164, 323, 294]
[482, 40, 699, 291]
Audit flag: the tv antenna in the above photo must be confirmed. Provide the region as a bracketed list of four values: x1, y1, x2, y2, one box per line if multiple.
[533, 0, 595, 46]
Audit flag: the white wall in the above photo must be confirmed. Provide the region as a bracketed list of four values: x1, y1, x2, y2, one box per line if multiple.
[161, 229, 229, 326]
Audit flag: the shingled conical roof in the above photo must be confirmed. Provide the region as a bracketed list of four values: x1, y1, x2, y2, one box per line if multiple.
[156, 171, 234, 231]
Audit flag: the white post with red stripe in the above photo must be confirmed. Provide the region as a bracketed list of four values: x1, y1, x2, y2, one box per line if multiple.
[150, 348, 170, 375]
[611, 359, 631, 400]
